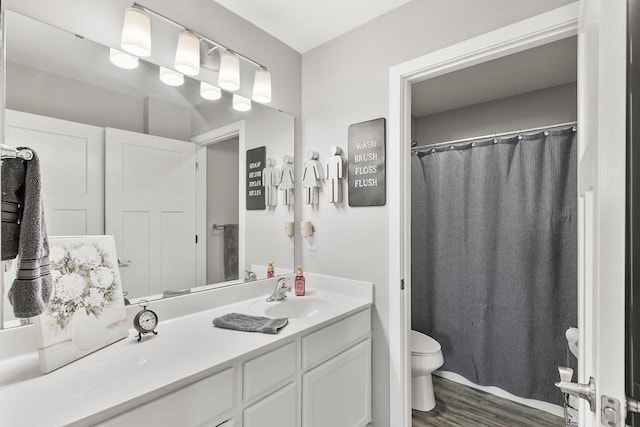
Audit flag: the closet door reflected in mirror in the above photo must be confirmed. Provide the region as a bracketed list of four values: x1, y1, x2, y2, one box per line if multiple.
[105, 128, 197, 299]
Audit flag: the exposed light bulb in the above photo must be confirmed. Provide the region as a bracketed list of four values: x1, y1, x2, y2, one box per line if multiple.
[121, 7, 151, 57]
[109, 48, 139, 69]
[232, 94, 251, 112]
[219, 51, 240, 91]
[174, 32, 200, 76]
[200, 82, 222, 100]
[159, 66, 184, 86]
[252, 67, 271, 103]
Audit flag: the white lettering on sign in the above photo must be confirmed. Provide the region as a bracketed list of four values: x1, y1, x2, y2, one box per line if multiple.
[249, 161, 262, 169]
[249, 180, 262, 187]
[249, 189, 262, 196]
[354, 178, 378, 188]
[355, 139, 377, 150]
[248, 171, 262, 178]
[353, 152, 378, 163]
[354, 165, 377, 175]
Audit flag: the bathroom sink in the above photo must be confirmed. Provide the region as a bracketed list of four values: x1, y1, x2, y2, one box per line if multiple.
[249, 297, 331, 319]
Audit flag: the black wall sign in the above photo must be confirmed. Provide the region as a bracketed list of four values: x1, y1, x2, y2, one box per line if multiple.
[348, 118, 386, 207]
[246, 146, 266, 210]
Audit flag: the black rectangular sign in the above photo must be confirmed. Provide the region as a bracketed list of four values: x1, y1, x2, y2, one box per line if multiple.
[246, 146, 266, 210]
[348, 118, 386, 207]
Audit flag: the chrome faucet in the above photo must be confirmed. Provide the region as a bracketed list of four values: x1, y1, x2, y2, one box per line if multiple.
[267, 277, 291, 302]
[244, 270, 257, 282]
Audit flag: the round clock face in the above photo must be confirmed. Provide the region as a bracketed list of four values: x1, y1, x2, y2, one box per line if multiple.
[135, 310, 158, 332]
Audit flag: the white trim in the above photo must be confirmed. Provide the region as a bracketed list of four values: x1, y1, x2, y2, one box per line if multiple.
[191, 120, 246, 286]
[387, 4, 579, 425]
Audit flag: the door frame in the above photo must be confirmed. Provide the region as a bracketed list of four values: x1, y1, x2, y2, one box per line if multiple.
[387, 4, 579, 425]
[192, 120, 246, 287]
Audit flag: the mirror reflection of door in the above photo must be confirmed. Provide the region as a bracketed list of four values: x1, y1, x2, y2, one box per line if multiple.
[206, 137, 239, 284]
[105, 128, 197, 299]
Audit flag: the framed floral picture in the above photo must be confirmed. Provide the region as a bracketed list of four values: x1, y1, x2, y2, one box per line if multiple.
[34, 235, 128, 373]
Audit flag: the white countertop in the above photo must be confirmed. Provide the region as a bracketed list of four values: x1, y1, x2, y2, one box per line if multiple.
[0, 275, 373, 427]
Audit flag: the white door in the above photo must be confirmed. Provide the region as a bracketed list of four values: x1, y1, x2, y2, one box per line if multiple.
[105, 128, 197, 299]
[5, 110, 104, 235]
[576, 0, 627, 425]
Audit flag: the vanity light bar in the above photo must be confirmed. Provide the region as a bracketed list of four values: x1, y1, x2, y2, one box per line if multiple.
[130, 2, 266, 69]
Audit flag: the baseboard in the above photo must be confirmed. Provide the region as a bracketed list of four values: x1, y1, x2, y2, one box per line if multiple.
[434, 370, 564, 417]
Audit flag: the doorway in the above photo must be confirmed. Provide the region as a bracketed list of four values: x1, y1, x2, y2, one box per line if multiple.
[192, 120, 246, 288]
[409, 37, 577, 419]
[205, 136, 239, 285]
[387, 5, 580, 426]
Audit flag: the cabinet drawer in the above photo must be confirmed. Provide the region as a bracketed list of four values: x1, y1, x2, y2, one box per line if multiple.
[244, 341, 297, 401]
[302, 309, 370, 370]
[98, 367, 235, 427]
[244, 382, 298, 427]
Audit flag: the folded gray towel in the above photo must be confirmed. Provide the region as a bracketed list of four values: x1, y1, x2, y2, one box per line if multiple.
[213, 312, 288, 334]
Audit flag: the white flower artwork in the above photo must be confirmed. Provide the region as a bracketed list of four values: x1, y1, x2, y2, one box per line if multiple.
[34, 235, 128, 373]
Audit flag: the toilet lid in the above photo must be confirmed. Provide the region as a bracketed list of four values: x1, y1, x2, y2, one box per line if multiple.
[411, 330, 441, 355]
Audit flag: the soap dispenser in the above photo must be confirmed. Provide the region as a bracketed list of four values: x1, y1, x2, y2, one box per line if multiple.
[295, 266, 305, 296]
[267, 262, 275, 278]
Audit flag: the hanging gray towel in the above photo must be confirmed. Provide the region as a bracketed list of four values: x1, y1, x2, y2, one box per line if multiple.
[1, 147, 52, 318]
[223, 224, 239, 281]
[212, 312, 288, 334]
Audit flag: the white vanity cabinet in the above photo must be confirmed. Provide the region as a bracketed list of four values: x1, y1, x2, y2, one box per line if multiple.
[96, 308, 371, 427]
[0, 276, 373, 427]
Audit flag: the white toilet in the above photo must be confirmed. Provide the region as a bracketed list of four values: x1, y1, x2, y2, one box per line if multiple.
[411, 330, 444, 412]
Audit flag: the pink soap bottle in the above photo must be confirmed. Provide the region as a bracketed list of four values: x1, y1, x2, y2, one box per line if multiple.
[295, 266, 305, 296]
[267, 262, 275, 278]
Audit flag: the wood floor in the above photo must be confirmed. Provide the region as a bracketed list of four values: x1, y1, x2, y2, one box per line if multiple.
[412, 376, 564, 427]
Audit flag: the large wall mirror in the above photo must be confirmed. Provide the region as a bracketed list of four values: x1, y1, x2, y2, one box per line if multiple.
[1, 10, 295, 328]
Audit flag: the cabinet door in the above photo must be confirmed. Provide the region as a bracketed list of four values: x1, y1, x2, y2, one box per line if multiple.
[302, 339, 371, 427]
[244, 382, 297, 427]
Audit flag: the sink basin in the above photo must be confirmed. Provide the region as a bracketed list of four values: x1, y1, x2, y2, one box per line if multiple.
[249, 297, 331, 319]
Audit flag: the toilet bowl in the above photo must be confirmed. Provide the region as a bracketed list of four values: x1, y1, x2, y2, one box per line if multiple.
[411, 330, 444, 412]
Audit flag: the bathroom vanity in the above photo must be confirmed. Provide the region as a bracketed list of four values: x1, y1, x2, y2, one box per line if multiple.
[0, 274, 373, 427]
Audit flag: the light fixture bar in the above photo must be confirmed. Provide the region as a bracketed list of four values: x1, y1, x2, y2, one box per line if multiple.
[132, 2, 265, 69]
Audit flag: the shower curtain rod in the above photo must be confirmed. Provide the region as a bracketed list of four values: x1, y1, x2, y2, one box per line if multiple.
[411, 121, 577, 152]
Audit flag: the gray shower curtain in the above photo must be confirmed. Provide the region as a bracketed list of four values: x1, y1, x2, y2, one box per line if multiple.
[411, 126, 577, 405]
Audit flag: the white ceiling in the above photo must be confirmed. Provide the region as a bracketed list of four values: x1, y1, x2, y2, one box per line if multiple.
[411, 36, 578, 117]
[213, 0, 413, 53]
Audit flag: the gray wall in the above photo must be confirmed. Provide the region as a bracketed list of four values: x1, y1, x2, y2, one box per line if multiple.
[300, 0, 574, 424]
[414, 82, 577, 146]
[7, 62, 145, 133]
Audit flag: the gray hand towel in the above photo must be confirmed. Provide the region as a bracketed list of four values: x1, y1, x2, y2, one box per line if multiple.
[1, 147, 52, 318]
[212, 312, 288, 334]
